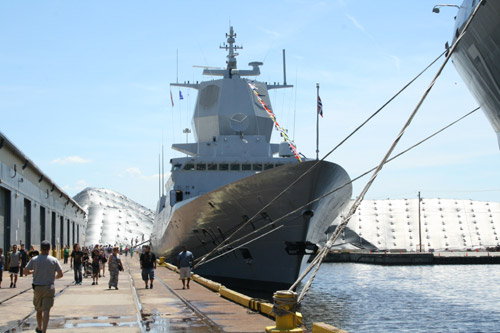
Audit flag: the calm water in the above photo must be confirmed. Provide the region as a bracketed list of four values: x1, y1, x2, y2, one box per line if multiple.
[298, 263, 500, 332]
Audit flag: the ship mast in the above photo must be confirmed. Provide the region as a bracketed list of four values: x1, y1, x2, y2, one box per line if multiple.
[220, 26, 243, 75]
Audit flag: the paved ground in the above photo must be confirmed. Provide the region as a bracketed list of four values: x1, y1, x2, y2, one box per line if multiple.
[0, 256, 274, 332]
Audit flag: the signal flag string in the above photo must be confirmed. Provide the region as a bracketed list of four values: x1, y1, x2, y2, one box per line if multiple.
[194, 48, 448, 270]
[248, 82, 302, 162]
[191, 106, 480, 268]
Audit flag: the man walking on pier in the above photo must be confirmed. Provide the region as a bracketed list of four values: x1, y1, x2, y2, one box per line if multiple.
[19, 244, 28, 277]
[8, 244, 21, 288]
[140, 245, 156, 289]
[177, 245, 194, 289]
[24, 240, 63, 333]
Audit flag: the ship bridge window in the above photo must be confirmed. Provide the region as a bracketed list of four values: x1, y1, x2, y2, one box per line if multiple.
[264, 163, 274, 170]
[230, 163, 240, 171]
[252, 164, 262, 171]
[242, 164, 251, 171]
[172, 163, 182, 171]
[183, 163, 195, 171]
[196, 164, 206, 171]
[208, 163, 217, 171]
[170, 190, 183, 206]
[219, 163, 229, 171]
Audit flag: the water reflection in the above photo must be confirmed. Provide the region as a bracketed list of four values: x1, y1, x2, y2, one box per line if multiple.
[298, 263, 500, 332]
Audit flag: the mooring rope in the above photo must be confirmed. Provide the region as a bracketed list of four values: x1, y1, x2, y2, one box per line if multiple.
[194, 48, 446, 270]
[292, 0, 485, 303]
[191, 106, 479, 267]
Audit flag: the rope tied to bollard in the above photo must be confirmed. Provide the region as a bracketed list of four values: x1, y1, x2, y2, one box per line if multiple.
[271, 291, 298, 317]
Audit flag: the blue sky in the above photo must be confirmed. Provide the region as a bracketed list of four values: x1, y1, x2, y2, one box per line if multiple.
[1, 0, 498, 210]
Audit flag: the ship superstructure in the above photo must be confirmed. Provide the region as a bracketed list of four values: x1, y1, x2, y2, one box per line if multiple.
[151, 27, 352, 289]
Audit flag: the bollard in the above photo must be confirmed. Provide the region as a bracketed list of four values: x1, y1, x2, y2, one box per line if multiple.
[265, 290, 303, 332]
[159, 257, 165, 265]
[60, 249, 64, 259]
[52, 249, 57, 257]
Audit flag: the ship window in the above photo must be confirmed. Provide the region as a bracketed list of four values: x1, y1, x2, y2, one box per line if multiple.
[196, 164, 206, 171]
[183, 163, 195, 171]
[207, 163, 217, 171]
[252, 164, 262, 171]
[230, 163, 240, 171]
[264, 163, 274, 170]
[172, 163, 182, 171]
[275, 163, 283, 168]
[242, 164, 251, 171]
[219, 163, 229, 171]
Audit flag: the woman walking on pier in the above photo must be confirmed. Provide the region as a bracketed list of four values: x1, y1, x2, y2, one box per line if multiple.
[108, 247, 123, 290]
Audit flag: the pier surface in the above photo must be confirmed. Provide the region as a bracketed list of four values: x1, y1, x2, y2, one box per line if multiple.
[0, 256, 274, 332]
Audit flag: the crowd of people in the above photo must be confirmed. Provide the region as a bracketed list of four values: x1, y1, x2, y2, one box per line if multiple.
[0, 243, 40, 288]
[1, 241, 193, 333]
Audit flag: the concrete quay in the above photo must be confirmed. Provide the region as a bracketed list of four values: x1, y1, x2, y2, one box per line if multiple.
[0, 256, 276, 332]
[321, 251, 500, 265]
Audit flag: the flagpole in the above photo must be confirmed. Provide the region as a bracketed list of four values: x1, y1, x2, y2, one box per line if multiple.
[316, 83, 320, 160]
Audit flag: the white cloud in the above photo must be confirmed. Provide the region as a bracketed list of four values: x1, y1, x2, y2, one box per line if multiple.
[257, 26, 281, 39]
[61, 179, 88, 193]
[121, 167, 167, 180]
[345, 14, 365, 32]
[124, 167, 144, 178]
[51, 156, 91, 165]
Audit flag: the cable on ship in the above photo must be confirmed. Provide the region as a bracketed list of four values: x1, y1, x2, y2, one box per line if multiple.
[194, 46, 447, 270]
[191, 106, 479, 267]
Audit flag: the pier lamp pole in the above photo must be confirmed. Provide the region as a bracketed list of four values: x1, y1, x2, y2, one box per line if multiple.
[183, 128, 191, 144]
[316, 83, 320, 160]
[418, 191, 422, 252]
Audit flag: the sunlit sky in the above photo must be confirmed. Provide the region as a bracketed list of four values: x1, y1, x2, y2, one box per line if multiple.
[1, 0, 499, 210]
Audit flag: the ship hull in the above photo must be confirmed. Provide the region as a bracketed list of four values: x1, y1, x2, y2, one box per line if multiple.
[152, 160, 351, 290]
[452, 0, 500, 147]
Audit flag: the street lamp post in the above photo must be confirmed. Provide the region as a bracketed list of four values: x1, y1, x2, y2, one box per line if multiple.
[183, 128, 191, 144]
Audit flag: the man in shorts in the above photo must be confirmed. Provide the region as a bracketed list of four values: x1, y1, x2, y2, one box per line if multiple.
[139, 245, 156, 289]
[24, 240, 63, 333]
[177, 245, 194, 289]
[8, 244, 21, 288]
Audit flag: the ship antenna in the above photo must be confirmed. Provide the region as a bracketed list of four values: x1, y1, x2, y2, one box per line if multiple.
[282, 49, 287, 85]
[220, 26, 243, 74]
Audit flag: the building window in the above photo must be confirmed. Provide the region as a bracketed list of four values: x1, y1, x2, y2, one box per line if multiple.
[40, 206, 46, 244]
[264, 163, 274, 170]
[207, 163, 217, 171]
[219, 163, 229, 171]
[230, 164, 240, 171]
[252, 164, 262, 171]
[24, 199, 31, 249]
[242, 164, 251, 171]
[183, 163, 195, 171]
[51, 211, 56, 248]
[196, 164, 206, 171]
[0, 187, 11, 251]
[59, 216, 64, 247]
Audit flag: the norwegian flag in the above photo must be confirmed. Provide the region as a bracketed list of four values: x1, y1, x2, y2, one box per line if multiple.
[317, 95, 323, 117]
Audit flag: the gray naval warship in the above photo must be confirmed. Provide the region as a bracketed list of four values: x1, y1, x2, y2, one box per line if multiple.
[151, 27, 352, 290]
[449, 0, 500, 148]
